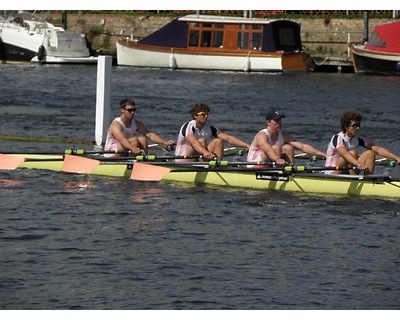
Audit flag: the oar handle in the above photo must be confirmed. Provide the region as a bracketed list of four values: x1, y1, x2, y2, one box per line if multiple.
[308, 155, 326, 161]
[387, 160, 398, 168]
[164, 143, 176, 152]
[291, 165, 360, 172]
[205, 162, 360, 172]
[208, 160, 275, 166]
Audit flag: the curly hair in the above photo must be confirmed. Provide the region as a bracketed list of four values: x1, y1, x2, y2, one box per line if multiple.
[190, 103, 210, 119]
[340, 110, 363, 132]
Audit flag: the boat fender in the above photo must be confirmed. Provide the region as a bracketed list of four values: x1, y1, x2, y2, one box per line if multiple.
[244, 52, 251, 72]
[37, 45, 46, 62]
[169, 49, 177, 69]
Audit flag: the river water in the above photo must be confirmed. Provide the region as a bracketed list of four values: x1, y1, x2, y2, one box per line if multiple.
[0, 64, 399, 310]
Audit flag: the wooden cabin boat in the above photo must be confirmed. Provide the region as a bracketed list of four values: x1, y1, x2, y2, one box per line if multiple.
[116, 15, 314, 73]
[351, 21, 400, 75]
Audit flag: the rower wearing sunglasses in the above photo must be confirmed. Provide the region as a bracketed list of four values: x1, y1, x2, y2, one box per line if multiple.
[104, 98, 175, 157]
[174, 103, 250, 161]
[325, 110, 400, 174]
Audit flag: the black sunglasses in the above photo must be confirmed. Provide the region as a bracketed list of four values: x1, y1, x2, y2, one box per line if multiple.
[349, 123, 360, 128]
[125, 108, 136, 113]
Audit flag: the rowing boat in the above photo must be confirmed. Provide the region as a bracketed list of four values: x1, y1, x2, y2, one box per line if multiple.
[2, 153, 399, 199]
[162, 169, 400, 199]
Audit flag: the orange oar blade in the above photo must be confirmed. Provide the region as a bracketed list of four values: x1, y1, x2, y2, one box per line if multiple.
[0, 154, 26, 170]
[130, 162, 171, 181]
[61, 154, 100, 174]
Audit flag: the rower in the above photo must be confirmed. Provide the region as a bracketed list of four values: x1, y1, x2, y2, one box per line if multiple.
[174, 103, 250, 162]
[247, 109, 326, 168]
[103, 98, 175, 158]
[325, 110, 400, 175]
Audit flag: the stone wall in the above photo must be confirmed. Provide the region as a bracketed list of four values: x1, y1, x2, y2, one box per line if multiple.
[48, 13, 397, 58]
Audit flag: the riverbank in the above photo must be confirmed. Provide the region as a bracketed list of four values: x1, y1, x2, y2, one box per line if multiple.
[47, 13, 398, 72]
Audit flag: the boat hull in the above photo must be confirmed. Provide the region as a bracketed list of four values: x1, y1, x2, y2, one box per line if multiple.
[8, 154, 400, 198]
[351, 46, 400, 75]
[117, 40, 314, 73]
[163, 170, 400, 198]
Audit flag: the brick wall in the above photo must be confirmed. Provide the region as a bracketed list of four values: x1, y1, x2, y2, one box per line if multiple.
[49, 13, 397, 58]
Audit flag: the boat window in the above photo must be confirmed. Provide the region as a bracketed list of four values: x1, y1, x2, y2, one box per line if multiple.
[367, 32, 386, 47]
[251, 33, 262, 50]
[212, 31, 224, 48]
[239, 24, 250, 30]
[187, 20, 225, 48]
[201, 31, 212, 47]
[238, 32, 249, 49]
[189, 30, 199, 47]
[252, 24, 262, 30]
[236, 26, 263, 50]
[279, 28, 296, 47]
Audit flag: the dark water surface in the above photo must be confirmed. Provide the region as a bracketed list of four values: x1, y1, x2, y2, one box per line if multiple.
[0, 64, 399, 309]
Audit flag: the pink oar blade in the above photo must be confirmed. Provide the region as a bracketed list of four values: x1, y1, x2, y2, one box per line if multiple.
[61, 154, 100, 174]
[130, 162, 171, 181]
[0, 154, 26, 170]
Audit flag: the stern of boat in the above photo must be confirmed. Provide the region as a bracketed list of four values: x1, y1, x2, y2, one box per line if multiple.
[281, 52, 315, 72]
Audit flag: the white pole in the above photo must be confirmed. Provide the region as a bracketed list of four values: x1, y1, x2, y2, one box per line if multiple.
[347, 32, 351, 58]
[95, 56, 112, 147]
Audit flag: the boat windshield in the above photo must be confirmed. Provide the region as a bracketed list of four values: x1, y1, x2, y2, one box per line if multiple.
[367, 31, 386, 48]
[1, 10, 51, 30]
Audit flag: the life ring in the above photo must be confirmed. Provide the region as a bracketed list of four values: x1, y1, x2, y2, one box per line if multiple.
[37, 45, 46, 62]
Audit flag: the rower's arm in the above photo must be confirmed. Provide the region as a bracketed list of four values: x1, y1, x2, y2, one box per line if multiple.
[337, 146, 363, 167]
[186, 133, 213, 158]
[370, 145, 400, 162]
[137, 120, 174, 147]
[110, 122, 138, 152]
[218, 132, 250, 149]
[290, 140, 326, 158]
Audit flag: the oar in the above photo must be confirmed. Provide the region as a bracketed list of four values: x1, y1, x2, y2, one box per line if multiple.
[375, 159, 398, 167]
[65, 149, 132, 156]
[129, 161, 361, 181]
[292, 153, 397, 166]
[294, 154, 326, 161]
[57, 154, 207, 174]
[61, 155, 100, 174]
[0, 154, 26, 170]
[130, 162, 171, 181]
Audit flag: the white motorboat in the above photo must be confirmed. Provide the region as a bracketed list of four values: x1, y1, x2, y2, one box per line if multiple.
[0, 11, 97, 64]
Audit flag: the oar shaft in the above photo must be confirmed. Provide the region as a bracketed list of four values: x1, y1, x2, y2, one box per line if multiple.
[65, 149, 131, 155]
[98, 160, 358, 173]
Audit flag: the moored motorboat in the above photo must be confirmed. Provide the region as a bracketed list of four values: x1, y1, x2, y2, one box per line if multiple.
[1, 153, 399, 198]
[0, 11, 97, 64]
[351, 21, 400, 75]
[116, 15, 314, 73]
